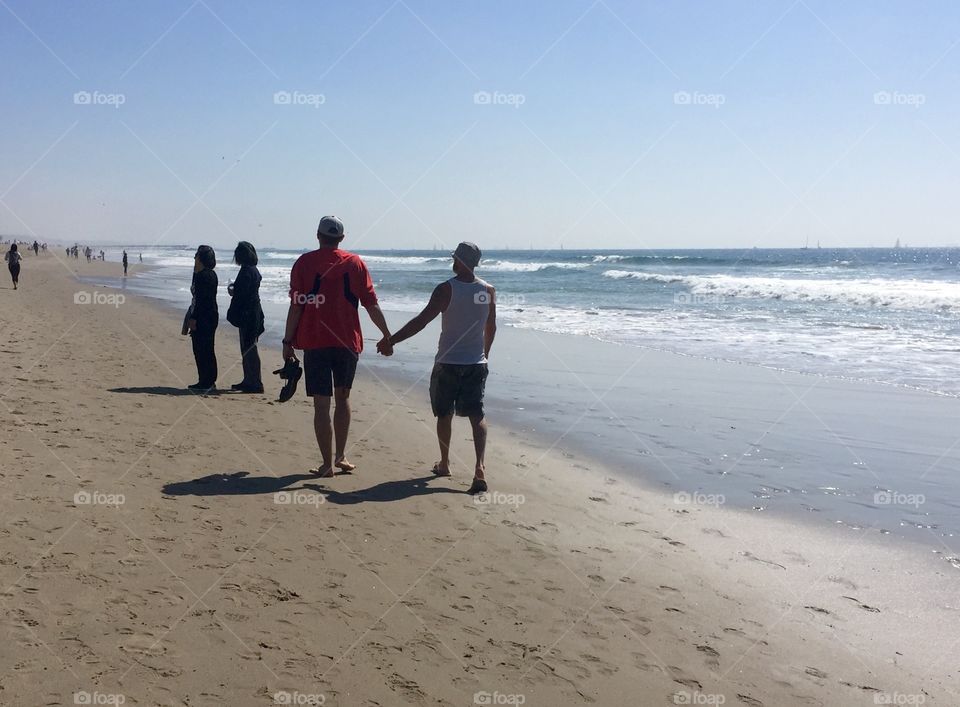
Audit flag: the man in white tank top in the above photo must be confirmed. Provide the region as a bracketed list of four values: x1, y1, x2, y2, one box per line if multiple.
[384, 242, 497, 494]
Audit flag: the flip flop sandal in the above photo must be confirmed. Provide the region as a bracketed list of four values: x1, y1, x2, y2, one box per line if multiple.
[273, 359, 302, 403]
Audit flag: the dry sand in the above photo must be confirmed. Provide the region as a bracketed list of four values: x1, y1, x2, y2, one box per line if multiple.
[0, 255, 957, 706]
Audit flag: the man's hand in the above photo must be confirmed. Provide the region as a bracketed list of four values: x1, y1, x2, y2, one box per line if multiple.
[376, 337, 394, 356]
[282, 343, 296, 361]
[187, 318, 197, 333]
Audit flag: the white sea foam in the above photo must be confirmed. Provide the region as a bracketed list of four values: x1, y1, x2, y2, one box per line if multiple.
[604, 270, 960, 310]
[482, 260, 589, 272]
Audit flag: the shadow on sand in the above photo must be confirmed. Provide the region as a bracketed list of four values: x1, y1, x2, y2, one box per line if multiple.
[111, 386, 221, 397]
[161, 471, 463, 503]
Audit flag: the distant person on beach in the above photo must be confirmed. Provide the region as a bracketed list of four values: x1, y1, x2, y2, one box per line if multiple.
[383, 242, 496, 494]
[32, 241, 39, 256]
[122, 250, 128, 276]
[282, 216, 393, 477]
[5, 244, 22, 290]
[227, 241, 265, 393]
[139, 253, 142, 263]
[187, 245, 219, 391]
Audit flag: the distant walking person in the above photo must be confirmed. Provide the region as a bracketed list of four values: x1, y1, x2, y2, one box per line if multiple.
[122, 250, 128, 276]
[5, 244, 22, 290]
[227, 241, 265, 393]
[32, 241, 39, 256]
[384, 242, 496, 494]
[187, 246, 219, 392]
[139, 253, 142, 263]
[282, 216, 393, 477]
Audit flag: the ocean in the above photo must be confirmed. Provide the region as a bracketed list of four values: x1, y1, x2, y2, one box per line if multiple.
[125, 245, 960, 397]
[86, 246, 960, 555]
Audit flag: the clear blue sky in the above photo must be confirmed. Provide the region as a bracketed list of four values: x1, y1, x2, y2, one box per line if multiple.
[2, 0, 958, 250]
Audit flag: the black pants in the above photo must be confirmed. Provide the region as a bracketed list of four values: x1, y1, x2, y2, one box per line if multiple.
[238, 325, 262, 387]
[8, 263, 19, 284]
[191, 326, 218, 387]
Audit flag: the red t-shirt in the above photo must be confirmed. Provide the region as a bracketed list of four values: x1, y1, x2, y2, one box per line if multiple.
[289, 249, 378, 353]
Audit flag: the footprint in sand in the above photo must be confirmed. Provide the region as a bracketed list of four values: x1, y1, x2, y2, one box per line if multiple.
[737, 694, 764, 706]
[841, 596, 880, 613]
[696, 644, 720, 669]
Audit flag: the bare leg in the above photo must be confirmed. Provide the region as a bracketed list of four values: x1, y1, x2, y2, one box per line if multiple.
[435, 414, 453, 475]
[312, 395, 334, 477]
[469, 414, 487, 481]
[333, 387, 355, 470]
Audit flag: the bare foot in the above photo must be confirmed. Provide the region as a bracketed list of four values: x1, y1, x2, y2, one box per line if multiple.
[311, 464, 335, 478]
[335, 457, 356, 472]
[432, 462, 451, 477]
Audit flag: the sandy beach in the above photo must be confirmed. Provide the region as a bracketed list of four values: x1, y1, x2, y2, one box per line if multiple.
[1, 255, 958, 706]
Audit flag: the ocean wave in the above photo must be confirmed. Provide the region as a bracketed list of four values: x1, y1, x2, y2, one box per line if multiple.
[359, 255, 449, 265]
[603, 270, 684, 283]
[605, 270, 960, 310]
[482, 260, 589, 272]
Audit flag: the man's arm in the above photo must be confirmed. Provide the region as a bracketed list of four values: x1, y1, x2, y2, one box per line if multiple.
[282, 303, 304, 360]
[364, 303, 393, 355]
[388, 282, 451, 347]
[484, 285, 497, 359]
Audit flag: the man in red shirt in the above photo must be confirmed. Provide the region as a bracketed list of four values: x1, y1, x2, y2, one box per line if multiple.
[282, 216, 393, 477]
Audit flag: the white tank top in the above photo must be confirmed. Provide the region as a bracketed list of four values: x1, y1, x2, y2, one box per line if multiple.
[436, 277, 490, 365]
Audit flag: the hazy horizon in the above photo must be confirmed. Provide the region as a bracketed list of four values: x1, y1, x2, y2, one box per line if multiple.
[3, 1, 959, 250]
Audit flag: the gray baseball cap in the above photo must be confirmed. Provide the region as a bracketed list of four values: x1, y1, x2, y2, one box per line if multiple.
[317, 215, 345, 239]
[452, 241, 482, 269]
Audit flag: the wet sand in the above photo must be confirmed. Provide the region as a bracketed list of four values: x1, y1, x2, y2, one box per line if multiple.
[0, 255, 957, 705]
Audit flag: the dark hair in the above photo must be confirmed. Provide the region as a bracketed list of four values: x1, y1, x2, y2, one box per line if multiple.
[9, 244, 17, 253]
[196, 245, 216, 269]
[233, 241, 258, 266]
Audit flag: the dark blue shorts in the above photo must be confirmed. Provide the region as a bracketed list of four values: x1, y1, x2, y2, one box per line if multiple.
[304, 347, 358, 397]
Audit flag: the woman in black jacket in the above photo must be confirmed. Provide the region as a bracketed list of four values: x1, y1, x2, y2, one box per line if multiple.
[188, 245, 219, 391]
[227, 241, 265, 393]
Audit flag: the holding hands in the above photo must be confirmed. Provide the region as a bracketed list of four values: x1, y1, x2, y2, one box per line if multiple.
[377, 336, 394, 357]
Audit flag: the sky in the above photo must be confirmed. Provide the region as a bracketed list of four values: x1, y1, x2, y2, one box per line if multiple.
[1, 0, 959, 251]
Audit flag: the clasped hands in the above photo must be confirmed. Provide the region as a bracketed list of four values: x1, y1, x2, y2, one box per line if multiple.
[377, 336, 394, 357]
